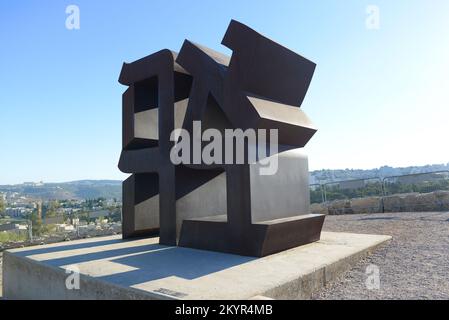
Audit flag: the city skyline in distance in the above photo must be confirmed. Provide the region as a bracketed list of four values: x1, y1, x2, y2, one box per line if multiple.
[1, 162, 448, 186]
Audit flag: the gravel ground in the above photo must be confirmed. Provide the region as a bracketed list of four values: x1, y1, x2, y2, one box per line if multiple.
[313, 211, 449, 300]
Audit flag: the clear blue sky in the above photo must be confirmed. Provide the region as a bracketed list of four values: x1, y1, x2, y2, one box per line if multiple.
[1, 0, 448, 184]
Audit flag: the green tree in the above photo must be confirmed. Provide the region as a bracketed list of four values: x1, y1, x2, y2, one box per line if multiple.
[29, 210, 44, 236]
[45, 200, 60, 218]
[107, 206, 121, 222]
[0, 196, 5, 215]
[79, 210, 91, 223]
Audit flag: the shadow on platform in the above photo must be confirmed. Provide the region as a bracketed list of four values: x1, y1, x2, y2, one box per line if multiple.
[14, 238, 256, 284]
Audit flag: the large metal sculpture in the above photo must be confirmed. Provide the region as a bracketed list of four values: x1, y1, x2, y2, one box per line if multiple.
[118, 20, 325, 257]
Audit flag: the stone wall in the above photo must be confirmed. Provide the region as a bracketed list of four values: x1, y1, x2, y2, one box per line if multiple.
[311, 191, 449, 215]
[383, 191, 449, 213]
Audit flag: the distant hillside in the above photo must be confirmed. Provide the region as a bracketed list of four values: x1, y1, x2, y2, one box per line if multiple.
[1, 163, 448, 200]
[0, 180, 122, 200]
[310, 163, 449, 184]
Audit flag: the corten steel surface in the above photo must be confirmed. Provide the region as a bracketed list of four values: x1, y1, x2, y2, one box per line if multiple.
[118, 20, 324, 257]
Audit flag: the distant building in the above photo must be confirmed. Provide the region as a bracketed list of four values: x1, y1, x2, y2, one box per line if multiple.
[43, 216, 65, 225]
[5, 207, 32, 218]
[54, 224, 75, 232]
[89, 209, 111, 219]
[0, 223, 28, 233]
[23, 181, 44, 187]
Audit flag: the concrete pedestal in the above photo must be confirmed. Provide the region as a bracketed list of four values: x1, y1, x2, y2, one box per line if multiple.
[3, 232, 391, 300]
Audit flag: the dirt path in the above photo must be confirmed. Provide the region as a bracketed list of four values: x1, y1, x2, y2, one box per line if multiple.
[314, 211, 449, 299]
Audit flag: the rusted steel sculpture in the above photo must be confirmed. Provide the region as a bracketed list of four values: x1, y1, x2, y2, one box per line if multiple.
[118, 20, 325, 257]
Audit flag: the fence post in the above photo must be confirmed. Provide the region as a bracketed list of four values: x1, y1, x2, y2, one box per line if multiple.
[320, 184, 325, 204]
[323, 183, 327, 203]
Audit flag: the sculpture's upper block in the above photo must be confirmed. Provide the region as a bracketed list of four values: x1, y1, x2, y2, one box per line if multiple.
[118, 49, 188, 86]
[222, 20, 316, 108]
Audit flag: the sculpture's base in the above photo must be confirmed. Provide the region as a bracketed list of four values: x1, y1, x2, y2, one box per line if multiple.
[3, 233, 391, 300]
[179, 214, 325, 257]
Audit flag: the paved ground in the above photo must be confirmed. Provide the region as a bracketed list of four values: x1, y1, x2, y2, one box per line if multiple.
[313, 211, 449, 300]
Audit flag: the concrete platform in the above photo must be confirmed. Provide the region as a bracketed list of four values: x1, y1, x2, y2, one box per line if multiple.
[2, 232, 391, 300]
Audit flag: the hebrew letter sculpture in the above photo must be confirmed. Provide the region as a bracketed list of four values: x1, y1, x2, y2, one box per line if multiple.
[118, 20, 325, 257]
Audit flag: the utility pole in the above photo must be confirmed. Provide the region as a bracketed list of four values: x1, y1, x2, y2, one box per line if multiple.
[28, 219, 33, 243]
[75, 215, 80, 238]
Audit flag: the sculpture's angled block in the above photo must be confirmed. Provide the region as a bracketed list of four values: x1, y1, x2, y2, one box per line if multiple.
[222, 20, 316, 108]
[118, 20, 325, 257]
[221, 20, 317, 147]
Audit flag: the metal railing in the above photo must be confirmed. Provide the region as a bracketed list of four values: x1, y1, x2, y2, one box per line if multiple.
[310, 170, 449, 214]
[382, 171, 449, 195]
